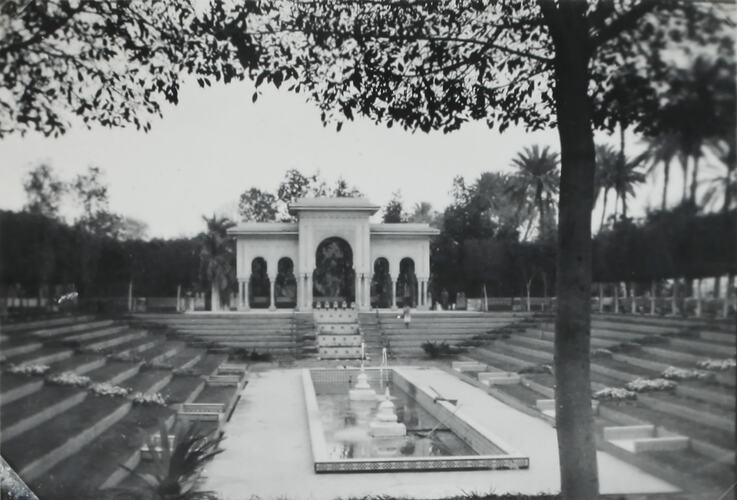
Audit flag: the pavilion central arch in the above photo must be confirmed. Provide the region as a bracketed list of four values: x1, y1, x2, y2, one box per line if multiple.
[229, 197, 438, 311]
[312, 237, 355, 305]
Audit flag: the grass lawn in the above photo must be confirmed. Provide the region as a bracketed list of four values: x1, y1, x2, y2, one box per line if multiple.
[160, 374, 203, 404]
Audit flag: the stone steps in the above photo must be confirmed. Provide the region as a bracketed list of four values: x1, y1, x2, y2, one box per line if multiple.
[85, 361, 142, 386]
[49, 353, 106, 376]
[1, 338, 43, 357]
[32, 320, 117, 339]
[77, 329, 148, 352]
[1, 315, 97, 334]
[30, 405, 175, 500]
[1, 386, 88, 442]
[0, 374, 44, 406]
[1, 396, 132, 481]
[57, 324, 130, 344]
[7, 346, 74, 367]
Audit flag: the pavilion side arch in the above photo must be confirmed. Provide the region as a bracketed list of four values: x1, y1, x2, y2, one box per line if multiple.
[371, 257, 392, 308]
[249, 257, 271, 309]
[397, 257, 419, 308]
[275, 257, 297, 309]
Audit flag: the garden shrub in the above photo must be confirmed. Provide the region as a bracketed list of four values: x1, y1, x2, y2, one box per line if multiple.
[6, 364, 50, 376]
[421, 341, 465, 358]
[591, 348, 613, 359]
[662, 366, 716, 381]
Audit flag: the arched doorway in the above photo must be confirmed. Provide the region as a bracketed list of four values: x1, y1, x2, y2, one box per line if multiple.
[313, 237, 355, 305]
[275, 257, 297, 308]
[371, 257, 392, 308]
[249, 257, 270, 308]
[397, 257, 418, 307]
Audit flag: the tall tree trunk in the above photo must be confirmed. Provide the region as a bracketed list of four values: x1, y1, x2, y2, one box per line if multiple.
[690, 153, 700, 204]
[661, 159, 670, 211]
[622, 192, 628, 219]
[613, 191, 620, 219]
[681, 155, 689, 203]
[599, 188, 609, 230]
[544, 3, 599, 497]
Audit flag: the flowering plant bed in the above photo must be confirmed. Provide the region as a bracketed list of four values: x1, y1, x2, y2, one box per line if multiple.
[696, 358, 736, 371]
[661, 366, 716, 381]
[624, 378, 677, 393]
[46, 371, 91, 388]
[592, 387, 637, 401]
[132, 391, 168, 407]
[6, 364, 50, 376]
[90, 382, 131, 398]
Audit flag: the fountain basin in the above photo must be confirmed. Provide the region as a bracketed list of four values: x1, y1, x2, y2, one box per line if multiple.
[303, 367, 529, 473]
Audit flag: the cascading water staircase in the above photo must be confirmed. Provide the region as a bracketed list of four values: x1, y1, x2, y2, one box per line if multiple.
[314, 308, 364, 359]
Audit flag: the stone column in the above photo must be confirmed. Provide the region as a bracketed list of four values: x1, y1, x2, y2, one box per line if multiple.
[671, 279, 678, 316]
[695, 278, 702, 318]
[268, 275, 276, 311]
[630, 283, 637, 314]
[306, 273, 313, 310]
[613, 283, 619, 314]
[390, 276, 397, 310]
[598, 283, 604, 313]
[364, 273, 372, 310]
[650, 282, 656, 315]
[355, 272, 361, 308]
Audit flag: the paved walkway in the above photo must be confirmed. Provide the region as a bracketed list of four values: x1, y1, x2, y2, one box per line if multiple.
[203, 367, 678, 500]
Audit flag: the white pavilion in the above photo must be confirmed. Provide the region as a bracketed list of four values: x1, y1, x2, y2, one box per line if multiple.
[227, 198, 439, 311]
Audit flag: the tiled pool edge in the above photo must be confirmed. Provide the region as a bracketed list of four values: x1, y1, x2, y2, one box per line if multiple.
[302, 367, 530, 473]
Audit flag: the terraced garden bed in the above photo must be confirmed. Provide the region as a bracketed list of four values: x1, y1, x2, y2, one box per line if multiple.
[194, 384, 236, 406]
[491, 381, 543, 408]
[599, 400, 733, 447]
[161, 374, 204, 404]
[0, 372, 41, 393]
[85, 361, 140, 385]
[30, 404, 174, 500]
[645, 448, 732, 492]
[125, 368, 171, 393]
[188, 353, 227, 375]
[2, 396, 129, 471]
[1, 385, 85, 430]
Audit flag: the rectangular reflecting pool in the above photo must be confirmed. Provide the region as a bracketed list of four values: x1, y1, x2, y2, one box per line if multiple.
[303, 367, 530, 473]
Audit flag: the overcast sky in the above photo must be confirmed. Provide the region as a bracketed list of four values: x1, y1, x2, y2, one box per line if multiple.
[0, 78, 689, 239]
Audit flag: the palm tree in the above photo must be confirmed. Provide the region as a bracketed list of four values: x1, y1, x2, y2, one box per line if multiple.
[702, 134, 737, 212]
[199, 214, 235, 311]
[644, 132, 681, 211]
[595, 144, 619, 229]
[612, 151, 648, 219]
[508, 145, 560, 239]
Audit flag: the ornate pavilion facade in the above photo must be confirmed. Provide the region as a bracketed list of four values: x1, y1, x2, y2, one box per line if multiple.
[227, 198, 439, 311]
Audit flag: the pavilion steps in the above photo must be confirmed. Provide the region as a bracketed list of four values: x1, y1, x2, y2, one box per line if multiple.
[593, 313, 735, 334]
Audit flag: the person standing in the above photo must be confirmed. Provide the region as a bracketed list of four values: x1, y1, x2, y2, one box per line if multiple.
[403, 303, 412, 329]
